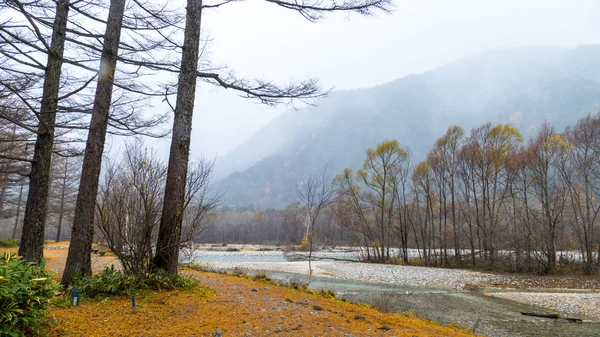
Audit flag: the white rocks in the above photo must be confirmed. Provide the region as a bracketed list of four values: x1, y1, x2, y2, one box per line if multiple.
[202, 255, 505, 290]
[318, 261, 505, 289]
[488, 292, 600, 321]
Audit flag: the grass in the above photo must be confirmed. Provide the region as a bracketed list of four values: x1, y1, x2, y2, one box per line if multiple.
[0, 238, 19, 248]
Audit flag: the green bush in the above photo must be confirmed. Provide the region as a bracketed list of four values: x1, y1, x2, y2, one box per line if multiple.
[0, 252, 58, 337]
[72, 266, 198, 299]
[0, 239, 19, 248]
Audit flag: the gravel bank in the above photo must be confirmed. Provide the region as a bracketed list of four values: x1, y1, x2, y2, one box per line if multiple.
[487, 292, 600, 321]
[195, 253, 600, 335]
[202, 259, 506, 289]
[319, 261, 506, 289]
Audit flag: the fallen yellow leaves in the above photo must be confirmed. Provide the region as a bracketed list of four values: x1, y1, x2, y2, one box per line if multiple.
[46, 270, 476, 337]
[47, 286, 214, 337]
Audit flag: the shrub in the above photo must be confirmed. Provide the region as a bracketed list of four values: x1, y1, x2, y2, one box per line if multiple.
[251, 272, 271, 283]
[317, 289, 336, 299]
[0, 239, 19, 248]
[372, 291, 400, 313]
[0, 252, 58, 337]
[231, 266, 247, 276]
[285, 277, 308, 290]
[72, 266, 198, 299]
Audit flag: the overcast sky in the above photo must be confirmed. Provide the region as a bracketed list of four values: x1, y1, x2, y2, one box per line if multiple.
[141, 0, 600, 159]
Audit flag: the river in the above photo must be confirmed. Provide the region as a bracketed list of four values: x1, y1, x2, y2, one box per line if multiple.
[192, 249, 600, 337]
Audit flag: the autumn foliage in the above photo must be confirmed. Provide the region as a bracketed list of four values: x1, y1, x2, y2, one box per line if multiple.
[335, 115, 600, 275]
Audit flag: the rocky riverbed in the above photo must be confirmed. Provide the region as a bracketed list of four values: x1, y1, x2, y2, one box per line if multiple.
[192, 248, 600, 336]
[488, 292, 600, 321]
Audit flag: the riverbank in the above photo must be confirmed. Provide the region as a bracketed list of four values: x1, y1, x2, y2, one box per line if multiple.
[192, 248, 600, 290]
[5, 243, 599, 336]
[191, 247, 600, 336]
[46, 270, 476, 336]
[2, 244, 475, 336]
[197, 258, 600, 319]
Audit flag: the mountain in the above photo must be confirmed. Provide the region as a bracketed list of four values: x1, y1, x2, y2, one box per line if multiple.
[215, 45, 600, 209]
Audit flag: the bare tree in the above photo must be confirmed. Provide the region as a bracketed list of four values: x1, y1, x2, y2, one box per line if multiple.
[2, 0, 173, 267]
[390, 149, 412, 263]
[180, 159, 224, 252]
[10, 176, 26, 241]
[96, 141, 221, 275]
[96, 142, 166, 275]
[153, 0, 393, 274]
[17, 0, 70, 263]
[352, 140, 409, 260]
[430, 126, 464, 263]
[150, 0, 204, 274]
[557, 114, 600, 274]
[61, 0, 128, 287]
[296, 166, 336, 285]
[0, 113, 31, 233]
[47, 151, 81, 242]
[525, 123, 566, 273]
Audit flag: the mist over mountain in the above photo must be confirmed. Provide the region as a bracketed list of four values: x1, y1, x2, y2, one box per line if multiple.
[215, 45, 600, 209]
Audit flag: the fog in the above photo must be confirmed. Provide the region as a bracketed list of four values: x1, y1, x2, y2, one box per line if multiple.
[151, 0, 599, 159]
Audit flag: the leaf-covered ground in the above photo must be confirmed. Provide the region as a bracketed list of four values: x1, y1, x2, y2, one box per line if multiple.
[1, 244, 475, 336]
[46, 270, 475, 336]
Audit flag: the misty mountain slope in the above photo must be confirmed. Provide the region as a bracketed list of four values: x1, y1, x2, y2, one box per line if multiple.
[216, 45, 600, 209]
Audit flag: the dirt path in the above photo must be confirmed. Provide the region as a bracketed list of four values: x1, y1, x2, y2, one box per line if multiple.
[1, 242, 121, 280]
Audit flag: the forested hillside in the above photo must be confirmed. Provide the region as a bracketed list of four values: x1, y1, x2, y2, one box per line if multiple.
[217, 45, 600, 208]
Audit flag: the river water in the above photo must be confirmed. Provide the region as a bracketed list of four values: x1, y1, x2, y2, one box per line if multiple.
[193, 250, 600, 337]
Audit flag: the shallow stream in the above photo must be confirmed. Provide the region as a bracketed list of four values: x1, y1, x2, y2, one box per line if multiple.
[194, 251, 600, 337]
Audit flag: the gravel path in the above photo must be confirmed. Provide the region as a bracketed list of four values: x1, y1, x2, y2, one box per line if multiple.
[488, 292, 600, 321]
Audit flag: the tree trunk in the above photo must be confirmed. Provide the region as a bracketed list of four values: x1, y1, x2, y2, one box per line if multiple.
[12, 179, 25, 241]
[55, 158, 68, 242]
[62, 0, 126, 287]
[597, 245, 600, 271]
[151, 0, 203, 274]
[0, 128, 16, 219]
[308, 227, 314, 285]
[451, 173, 460, 263]
[0, 174, 6, 219]
[18, 0, 70, 263]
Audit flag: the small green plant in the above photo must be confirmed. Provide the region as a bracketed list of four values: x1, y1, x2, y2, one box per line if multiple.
[317, 289, 336, 299]
[285, 277, 308, 290]
[0, 238, 19, 248]
[72, 266, 198, 300]
[0, 252, 59, 337]
[403, 309, 416, 317]
[251, 271, 271, 283]
[231, 266, 247, 276]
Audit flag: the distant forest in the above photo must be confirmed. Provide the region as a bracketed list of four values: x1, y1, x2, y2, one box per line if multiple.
[205, 114, 600, 275]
